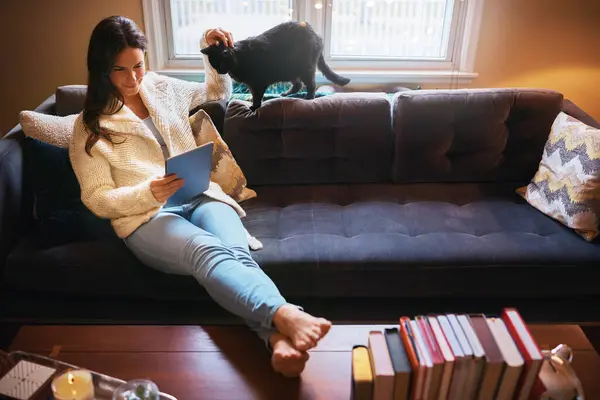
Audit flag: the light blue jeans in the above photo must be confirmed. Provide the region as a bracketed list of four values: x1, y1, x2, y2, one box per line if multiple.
[124, 195, 287, 347]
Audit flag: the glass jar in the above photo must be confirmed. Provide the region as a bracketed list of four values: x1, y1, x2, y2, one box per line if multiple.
[112, 379, 160, 400]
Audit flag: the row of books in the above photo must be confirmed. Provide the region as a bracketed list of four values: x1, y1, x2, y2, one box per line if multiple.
[351, 308, 546, 400]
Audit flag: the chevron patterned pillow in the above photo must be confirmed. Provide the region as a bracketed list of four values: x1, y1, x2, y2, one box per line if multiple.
[518, 112, 600, 241]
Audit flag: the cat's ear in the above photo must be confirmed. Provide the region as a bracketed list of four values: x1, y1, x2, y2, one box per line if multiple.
[200, 47, 211, 55]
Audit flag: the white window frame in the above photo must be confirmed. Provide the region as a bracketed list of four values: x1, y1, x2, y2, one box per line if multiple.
[142, 0, 484, 84]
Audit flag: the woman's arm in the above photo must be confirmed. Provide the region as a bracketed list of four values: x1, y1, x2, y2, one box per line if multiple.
[69, 117, 164, 219]
[165, 29, 233, 111]
[199, 29, 233, 104]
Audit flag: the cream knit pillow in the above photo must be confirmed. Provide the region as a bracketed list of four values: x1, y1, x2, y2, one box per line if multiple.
[19, 111, 77, 148]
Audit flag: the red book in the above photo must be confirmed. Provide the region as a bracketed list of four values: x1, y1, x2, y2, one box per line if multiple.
[529, 377, 549, 400]
[416, 316, 444, 365]
[410, 320, 433, 400]
[501, 308, 544, 400]
[427, 316, 455, 400]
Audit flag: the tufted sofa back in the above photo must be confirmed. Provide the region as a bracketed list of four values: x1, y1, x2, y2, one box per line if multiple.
[224, 88, 564, 186]
[391, 88, 563, 184]
[224, 92, 395, 185]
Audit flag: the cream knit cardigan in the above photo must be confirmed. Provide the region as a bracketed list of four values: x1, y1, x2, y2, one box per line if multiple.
[69, 38, 262, 249]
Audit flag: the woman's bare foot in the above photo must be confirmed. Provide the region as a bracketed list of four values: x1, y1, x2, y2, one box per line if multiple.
[270, 333, 309, 377]
[272, 304, 332, 351]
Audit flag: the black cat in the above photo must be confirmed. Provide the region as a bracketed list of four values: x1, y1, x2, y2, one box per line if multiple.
[201, 21, 351, 111]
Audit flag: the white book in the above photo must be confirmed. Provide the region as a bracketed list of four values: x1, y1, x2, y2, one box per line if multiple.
[486, 317, 525, 400]
[428, 316, 455, 400]
[437, 315, 465, 400]
[503, 309, 544, 400]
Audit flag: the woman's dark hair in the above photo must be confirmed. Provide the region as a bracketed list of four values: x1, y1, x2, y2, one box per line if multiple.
[83, 16, 147, 155]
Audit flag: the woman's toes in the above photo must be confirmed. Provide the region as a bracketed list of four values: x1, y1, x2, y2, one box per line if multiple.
[270, 333, 310, 377]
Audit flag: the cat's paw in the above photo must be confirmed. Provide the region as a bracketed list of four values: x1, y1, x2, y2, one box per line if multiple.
[250, 105, 261, 112]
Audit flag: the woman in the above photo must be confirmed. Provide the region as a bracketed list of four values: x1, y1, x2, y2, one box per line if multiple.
[69, 15, 331, 377]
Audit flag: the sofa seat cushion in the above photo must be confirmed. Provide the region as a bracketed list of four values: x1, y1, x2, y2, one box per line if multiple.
[241, 183, 600, 297]
[4, 236, 317, 301]
[6, 183, 600, 300]
[4, 237, 196, 299]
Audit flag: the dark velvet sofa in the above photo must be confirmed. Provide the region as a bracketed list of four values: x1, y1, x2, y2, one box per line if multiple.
[1, 85, 600, 320]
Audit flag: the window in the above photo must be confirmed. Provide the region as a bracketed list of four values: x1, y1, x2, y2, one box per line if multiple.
[328, 0, 455, 59]
[168, 0, 295, 58]
[142, 0, 483, 84]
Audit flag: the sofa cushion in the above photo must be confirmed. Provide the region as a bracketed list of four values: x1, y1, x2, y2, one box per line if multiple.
[392, 88, 564, 184]
[518, 112, 600, 241]
[242, 183, 600, 297]
[223, 93, 394, 185]
[55, 85, 87, 116]
[4, 238, 197, 299]
[22, 137, 116, 247]
[4, 234, 317, 301]
[5, 183, 600, 300]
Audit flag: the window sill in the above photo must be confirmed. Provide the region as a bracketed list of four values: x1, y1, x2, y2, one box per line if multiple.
[155, 68, 479, 86]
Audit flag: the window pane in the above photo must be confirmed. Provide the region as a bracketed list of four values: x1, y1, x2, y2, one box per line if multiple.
[330, 0, 454, 59]
[170, 0, 294, 56]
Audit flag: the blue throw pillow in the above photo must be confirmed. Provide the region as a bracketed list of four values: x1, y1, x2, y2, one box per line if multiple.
[23, 137, 116, 246]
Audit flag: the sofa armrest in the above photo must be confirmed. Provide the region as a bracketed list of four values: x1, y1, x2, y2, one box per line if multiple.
[0, 138, 23, 281]
[562, 99, 600, 129]
[0, 94, 55, 281]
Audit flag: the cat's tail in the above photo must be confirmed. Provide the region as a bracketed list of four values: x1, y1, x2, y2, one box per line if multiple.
[318, 53, 351, 86]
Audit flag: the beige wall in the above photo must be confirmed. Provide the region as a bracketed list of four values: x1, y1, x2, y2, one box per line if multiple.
[469, 0, 600, 120]
[0, 0, 144, 136]
[1, 0, 599, 135]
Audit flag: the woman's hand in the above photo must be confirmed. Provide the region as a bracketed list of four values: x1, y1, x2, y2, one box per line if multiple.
[205, 27, 234, 47]
[150, 174, 184, 203]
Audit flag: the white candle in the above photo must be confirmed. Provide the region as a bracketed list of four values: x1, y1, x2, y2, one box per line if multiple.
[51, 370, 95, 400]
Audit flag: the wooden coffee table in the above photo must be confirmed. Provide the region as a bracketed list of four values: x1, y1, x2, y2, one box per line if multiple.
[8, 324, 600, 399]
